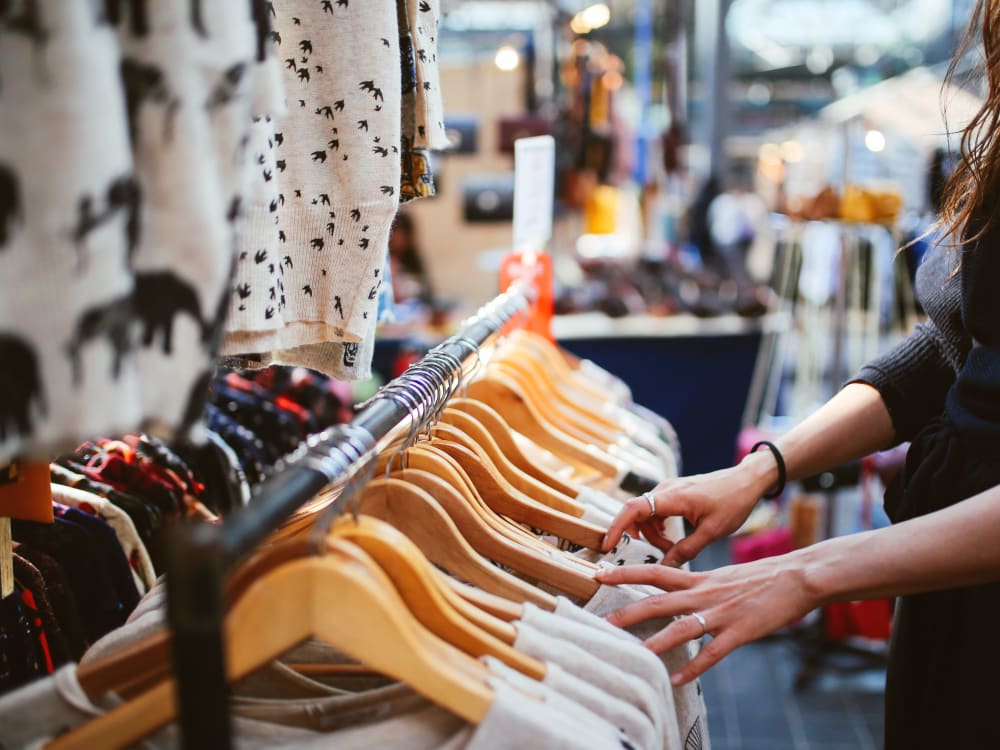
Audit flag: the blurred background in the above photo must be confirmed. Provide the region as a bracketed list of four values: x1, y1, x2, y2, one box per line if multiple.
[366, 3, 983, 748]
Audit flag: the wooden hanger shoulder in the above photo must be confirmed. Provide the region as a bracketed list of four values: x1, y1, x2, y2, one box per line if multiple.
[430, 437, 604, 551]
[388, 463, 599, 600]
[364, 472, 554, 611]
[440, 408, 581, 514]
[48, 544, 493, 750]
[329, 514, 543, 679]
[466, 375, 622, 478]
[447, 398, 581, 498]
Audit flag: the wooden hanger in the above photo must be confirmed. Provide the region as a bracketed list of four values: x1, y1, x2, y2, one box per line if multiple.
[443, 577, 523, 622]
[429, 420, 583, 517]
[331, 513, 514, 642]
[490, 355, 624, 440]
[507, 329, 614, 404]
[358, 474, 547, 612]
[49, 539, 494, 750]
[487, 359, 627, 451]
[427, 432, 605, 550]
[377, 444, 550, 554]
[504, 334, 670, 466]
[490, 339, 642, 439]
[447, 398, 581, 498]
[386, 461, 600, 601]
[73, 471, 538, 704]
[465, 373, 623, 478]
[440, 407, 580, 511]
[327, 514, 544, 678]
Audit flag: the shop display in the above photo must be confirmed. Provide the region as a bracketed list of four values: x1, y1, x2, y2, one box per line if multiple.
[556, 257, 772, 319]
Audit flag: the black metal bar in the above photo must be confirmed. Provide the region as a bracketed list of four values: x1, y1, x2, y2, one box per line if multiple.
[165, 523, 229, 750]
[171, 284, 530, 750]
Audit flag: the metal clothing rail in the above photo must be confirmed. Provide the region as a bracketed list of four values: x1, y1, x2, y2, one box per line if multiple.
[164, 283, 532, 750]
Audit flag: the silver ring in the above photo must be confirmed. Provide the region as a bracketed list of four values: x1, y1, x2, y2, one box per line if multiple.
[642, 491, 657, 519]
[691, 612, 708, 638]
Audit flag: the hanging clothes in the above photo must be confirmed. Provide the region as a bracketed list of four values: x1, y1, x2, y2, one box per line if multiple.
[221, 0, 404, 381]
[0, 0, 271, 463]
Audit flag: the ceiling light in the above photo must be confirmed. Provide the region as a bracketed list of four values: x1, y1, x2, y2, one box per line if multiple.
[495, 45, 520, 72]
[570, 3, 610, 35]
[780, 140, 803, 163]
[865, 129, 886, 153]
[805, 46, 834, 75]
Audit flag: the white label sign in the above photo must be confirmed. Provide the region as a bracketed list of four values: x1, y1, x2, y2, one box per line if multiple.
[513, 135, 555, 253]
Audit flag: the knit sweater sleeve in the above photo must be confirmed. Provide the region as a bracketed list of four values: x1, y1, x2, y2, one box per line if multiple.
[852, 319, 957, 443]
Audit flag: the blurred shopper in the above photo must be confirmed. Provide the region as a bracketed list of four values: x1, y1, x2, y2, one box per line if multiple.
[388, 211, 433, 305]
[597, 3, 1000, 748]
[706, 167, 769, 285]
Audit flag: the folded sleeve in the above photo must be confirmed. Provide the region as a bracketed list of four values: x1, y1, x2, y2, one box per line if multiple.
[851, 320, 957, 443]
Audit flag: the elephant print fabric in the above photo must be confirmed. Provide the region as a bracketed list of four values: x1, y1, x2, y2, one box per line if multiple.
[0, 0, 271, 462]
[219, 0, 405, 382]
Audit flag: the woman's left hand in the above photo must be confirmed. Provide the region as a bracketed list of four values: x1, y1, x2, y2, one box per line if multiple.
[594, 553, 822, 685]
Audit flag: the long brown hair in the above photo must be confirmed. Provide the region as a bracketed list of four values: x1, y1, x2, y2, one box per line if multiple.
[940, 0, 1000, 244]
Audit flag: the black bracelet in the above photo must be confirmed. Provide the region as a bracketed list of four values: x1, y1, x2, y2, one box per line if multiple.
[750, 440, 786, 499]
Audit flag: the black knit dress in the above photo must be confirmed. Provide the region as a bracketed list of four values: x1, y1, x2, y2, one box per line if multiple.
[854, 231, 1000, 749]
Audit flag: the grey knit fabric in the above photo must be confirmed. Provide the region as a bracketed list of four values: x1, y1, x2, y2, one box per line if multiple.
[853, 244, 966, 442]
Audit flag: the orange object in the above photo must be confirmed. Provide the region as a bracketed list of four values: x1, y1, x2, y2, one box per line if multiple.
[498, 251, 554, 343]
[583, 185, 618, 234]
[0, 460, 53, 523]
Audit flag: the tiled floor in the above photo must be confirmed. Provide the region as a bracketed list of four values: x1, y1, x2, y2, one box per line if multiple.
[692, 542, 887, 750]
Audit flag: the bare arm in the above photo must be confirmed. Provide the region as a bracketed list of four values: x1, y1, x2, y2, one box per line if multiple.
[603, 382, 895, 566]
[596, 480, 1000, 684]
[744, 381, 895, 487]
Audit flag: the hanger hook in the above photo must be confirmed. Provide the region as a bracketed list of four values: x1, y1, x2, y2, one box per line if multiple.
[305, 423, 376, 553]
[449, 336, 481, 397]
[383, 381, 422, 477]
[404, 366, 440, 443]
[427, 347, 464, 417]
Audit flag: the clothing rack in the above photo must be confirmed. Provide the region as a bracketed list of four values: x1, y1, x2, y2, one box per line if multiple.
[164, 284, 533, 750]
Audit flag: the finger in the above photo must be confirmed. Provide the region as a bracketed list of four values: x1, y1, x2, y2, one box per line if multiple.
[594, 563, 695, 589]
[608, 588, 707, 629]
[644, 613, 712, 654]
[604, 593, 674, 629]
[662, 525, 715, 568]
[602, 498, 651, 551]
[669, 632, 739, 685]
[636, 519, 677, 555]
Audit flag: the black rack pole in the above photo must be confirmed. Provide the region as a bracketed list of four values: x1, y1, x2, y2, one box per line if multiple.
[167, 284, 530, 750]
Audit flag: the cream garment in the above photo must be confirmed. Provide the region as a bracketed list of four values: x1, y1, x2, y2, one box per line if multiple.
[50, 483, 156, 594]
[513, 621, 671, 750]
[82, 583, 651, 750]
[482, 657, 652, 750]
[581, 503, 616, 528]
[0, 664, 323, 750]
[4, 663, 635, 750]
[405, 0, 448, 151]
[580, 556, 710, 749]
[576, 360, 632, 405]
[113, 0, 260, 433]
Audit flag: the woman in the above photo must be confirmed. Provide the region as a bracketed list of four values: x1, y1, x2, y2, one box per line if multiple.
[596, 3, 1000, 747]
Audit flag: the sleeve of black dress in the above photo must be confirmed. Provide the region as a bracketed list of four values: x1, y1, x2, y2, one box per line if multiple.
[851, 319, 957, 444]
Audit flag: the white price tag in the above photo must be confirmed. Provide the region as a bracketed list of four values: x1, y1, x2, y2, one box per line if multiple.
[513, 135, 555, 253]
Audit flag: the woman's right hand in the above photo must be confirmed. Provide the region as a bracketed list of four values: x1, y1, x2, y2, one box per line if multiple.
[602, 453, 777, 567]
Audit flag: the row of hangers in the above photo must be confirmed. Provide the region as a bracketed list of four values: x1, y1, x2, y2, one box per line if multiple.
[47, 318, 669, 749]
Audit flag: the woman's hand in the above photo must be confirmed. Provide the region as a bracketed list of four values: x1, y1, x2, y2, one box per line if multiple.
[602, 455, 777, 567]
[594, 552, 821, 685]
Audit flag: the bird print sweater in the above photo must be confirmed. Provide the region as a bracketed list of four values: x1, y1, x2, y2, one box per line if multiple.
[221, 0, 405, 379]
